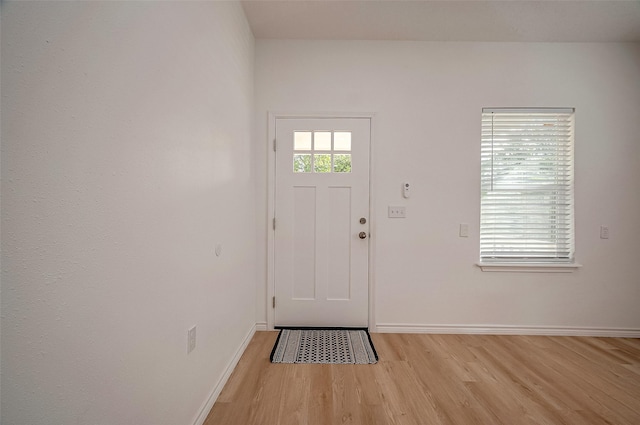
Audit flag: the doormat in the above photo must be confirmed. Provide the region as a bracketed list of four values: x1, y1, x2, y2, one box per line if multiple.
[270, 328, 378, 364]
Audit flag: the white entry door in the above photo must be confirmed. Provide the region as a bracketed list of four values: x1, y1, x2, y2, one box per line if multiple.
[274, 117, 370, 327]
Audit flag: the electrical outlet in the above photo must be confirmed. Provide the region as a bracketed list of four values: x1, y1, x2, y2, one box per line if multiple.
[600, 225, 609, 239]
[388, 206, 406, 218]
[187, 326, 197, 354]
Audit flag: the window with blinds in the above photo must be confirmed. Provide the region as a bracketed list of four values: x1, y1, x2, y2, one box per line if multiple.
[480, 108, 575, 263]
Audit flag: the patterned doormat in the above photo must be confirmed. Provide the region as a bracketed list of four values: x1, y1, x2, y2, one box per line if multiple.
[270, 328, 378, 364]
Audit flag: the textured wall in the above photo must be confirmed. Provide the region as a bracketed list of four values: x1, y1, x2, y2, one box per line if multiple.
[1, 2, 256, 424]
[255, 40, 640, 332]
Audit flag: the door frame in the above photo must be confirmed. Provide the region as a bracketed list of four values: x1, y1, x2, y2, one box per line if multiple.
[266, 112, 377, 331]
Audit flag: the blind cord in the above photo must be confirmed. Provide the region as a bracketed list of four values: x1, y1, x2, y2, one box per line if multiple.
[490, 113, 494, 192]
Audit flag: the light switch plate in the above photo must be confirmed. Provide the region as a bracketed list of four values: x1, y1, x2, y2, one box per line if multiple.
[459, 223, 469, 237]
[187, 326, 197, 354]
[388, 206, 406, 218]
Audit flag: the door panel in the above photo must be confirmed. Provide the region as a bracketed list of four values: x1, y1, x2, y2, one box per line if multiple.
[326, 187, 351, 300]
[292, 186, 316, 300]
[274, 118, 370, 327]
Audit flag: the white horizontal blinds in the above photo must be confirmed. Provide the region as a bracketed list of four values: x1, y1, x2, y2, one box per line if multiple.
[480, 108, 575, 262]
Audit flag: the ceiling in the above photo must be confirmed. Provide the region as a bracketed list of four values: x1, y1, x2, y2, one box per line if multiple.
[241, 0, 640, 42]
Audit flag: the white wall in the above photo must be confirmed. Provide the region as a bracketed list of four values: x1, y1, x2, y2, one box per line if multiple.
[1, 2, 256, 425]
[255, 40, 640, 333]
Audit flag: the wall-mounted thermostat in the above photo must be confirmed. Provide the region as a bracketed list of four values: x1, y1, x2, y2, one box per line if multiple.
[403, 182, 410, 198]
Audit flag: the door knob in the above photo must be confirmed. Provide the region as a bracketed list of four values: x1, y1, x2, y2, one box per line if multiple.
[359, 232, 367, 239]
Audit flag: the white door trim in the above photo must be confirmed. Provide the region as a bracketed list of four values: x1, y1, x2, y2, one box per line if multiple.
[266, 112, 377, 331]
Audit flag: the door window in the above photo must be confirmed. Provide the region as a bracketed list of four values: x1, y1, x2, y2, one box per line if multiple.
[293, 131, 352, 173]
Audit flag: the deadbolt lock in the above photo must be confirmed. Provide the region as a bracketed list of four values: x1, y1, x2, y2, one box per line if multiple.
[360, 217, 367, 224]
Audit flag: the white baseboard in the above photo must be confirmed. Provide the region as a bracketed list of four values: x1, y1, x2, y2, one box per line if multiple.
[375, 323, 640, 338]
[255, 321, 268, 331]
[192, 323, 257, 425]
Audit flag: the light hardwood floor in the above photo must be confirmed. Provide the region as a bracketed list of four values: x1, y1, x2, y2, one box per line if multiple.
[204, 331, 640, 425]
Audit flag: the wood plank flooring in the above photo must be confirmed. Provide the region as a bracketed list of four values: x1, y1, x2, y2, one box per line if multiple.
[204, 332, 640, 425]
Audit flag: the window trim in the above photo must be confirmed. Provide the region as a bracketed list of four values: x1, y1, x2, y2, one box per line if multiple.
[476, 262, 582, 273]
[479, 107, 577, 268]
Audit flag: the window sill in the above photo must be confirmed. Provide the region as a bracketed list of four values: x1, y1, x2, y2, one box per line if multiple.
[476, 262, 583, 273]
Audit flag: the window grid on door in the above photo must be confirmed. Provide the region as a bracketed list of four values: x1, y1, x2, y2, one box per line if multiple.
[293, 131, 352, 173]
